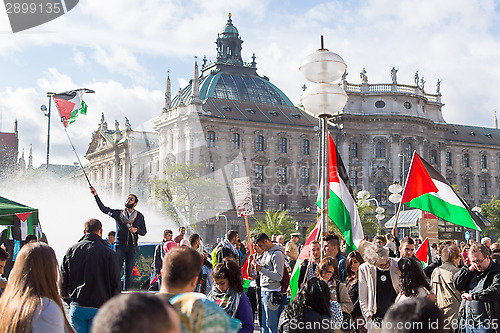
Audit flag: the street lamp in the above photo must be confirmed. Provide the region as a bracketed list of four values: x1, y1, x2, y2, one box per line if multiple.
[216, 212, 228, 235]
[40, 92, 55, 169]
[472, 206, 482, 242]
[388, 181, 403, 214]
[358, 190, 385, 227]
[300, 36, 347, 234]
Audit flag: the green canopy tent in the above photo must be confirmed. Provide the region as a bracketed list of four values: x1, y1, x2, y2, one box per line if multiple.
[0, 196, 41, 276]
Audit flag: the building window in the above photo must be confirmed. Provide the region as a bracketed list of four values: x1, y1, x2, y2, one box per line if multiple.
[481, 155, 487, 169]
[481, 180, 488, 196]
[278, 195, 287, 211]
[302, 139, 310, 155]
[463, 154, 470, 168]
[375, 100, 385, 108]
[430, 150, 437, 165]
[206, 131, 215, 148]
[206, 161, 215, 172]
[463, 179, 470, 195]
[350, 170, 358, 188]
[301, 168, 310, 185]
[405, 143, 413, 159]
[446, 152, 452, 167]
[256, 135, 264, 151]
[255, 165, 264, 183]
[375, 141, 386, 158]
[231, 164, 239, 178]
[255, 194, 263, 211]
[404, 101, 412, 109]
[375, 181, 387, 205]
[231, 133, 240, 149]
[351, 142, 358, 158]
[278, 167, 287, 184]
[279, 138, 287, 153]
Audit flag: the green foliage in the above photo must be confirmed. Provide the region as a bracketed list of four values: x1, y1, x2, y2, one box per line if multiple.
[357, 199, 381, 236]
[154, 161, 223, 226]
[251, 210, 297, 239]
[481, 196, 500, 237]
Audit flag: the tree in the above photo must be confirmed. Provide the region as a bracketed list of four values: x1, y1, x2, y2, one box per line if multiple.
[154, 161, 224, 227]
[252, 210, 297, 239]
[481, 196, 500, 238]
[357, 199, 381, 236]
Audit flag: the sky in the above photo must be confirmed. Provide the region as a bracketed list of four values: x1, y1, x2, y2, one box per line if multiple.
[0, 0, 499, 168]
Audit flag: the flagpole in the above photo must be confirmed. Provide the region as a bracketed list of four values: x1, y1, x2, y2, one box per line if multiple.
[63, 127, 92, 187]
[393, 151, 416, 234]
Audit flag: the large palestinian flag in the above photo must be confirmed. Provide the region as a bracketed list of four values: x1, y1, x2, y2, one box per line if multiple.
[53, 89, 94, 127]
[317, 134, 364, 254]
[401, 152, 483, 231]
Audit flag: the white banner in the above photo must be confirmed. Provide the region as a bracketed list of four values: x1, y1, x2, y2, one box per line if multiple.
[232, 176, 254, 217]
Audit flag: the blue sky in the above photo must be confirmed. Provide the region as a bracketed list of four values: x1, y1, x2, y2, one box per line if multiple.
[1, 0, 499, 167]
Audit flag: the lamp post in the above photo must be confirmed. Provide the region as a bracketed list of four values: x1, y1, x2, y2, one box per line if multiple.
[40, 92, 55, 169]
[300, 36, 347, 234]
[472, 206, 482, 242]
[216, 212, 228, 235]
[388, 181, 403, 237]
[358, 190, 385, 229]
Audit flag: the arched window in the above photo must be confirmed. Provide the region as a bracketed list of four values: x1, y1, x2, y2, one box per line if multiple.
[206, 131, 216, 148]
[231, 133, 240, 149]
[375, 181, 387, 205]
[376, 141, 386, 158]
[256, 135, 264, 151]
[405, 142, 413, 158]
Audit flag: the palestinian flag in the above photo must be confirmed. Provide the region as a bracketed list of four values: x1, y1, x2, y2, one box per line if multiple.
[317, 134, 364, 254]
[53, 88, 94, 127]
[290, 218, 321, 300]
[415, 237, 432, 267]
[401, 152, 483, 231]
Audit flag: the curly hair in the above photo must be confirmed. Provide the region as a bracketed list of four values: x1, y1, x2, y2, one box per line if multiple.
[364, 244, 389, 266]
[211, 258, 244, 293]
[398, 257, 431, 297]
[315, 256, 340, 281]
[346, 250, 364, 285]
[284, 277, 331, 320]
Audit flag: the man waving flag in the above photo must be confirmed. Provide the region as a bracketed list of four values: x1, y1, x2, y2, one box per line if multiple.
[401, 151, 484, 231]
[53, 88, 94, 127]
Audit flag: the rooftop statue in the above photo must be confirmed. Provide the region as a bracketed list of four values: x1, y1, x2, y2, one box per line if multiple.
[360, 68, 368, 83]
[391, 67, 398, 84]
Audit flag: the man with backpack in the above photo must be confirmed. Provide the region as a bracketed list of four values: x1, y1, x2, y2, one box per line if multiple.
[212, 230, 239, 266]
[252, 232, 286, 333]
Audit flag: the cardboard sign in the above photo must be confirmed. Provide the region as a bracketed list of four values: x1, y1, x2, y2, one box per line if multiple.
[232, 176, 254, 217]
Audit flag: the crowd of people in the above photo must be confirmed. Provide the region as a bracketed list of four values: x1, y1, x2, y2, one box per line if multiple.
[0, 188, 499, 333]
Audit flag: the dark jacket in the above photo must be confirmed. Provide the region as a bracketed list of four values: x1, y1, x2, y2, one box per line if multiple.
[61, 233, 121, 308]
[279, 307, 333, 333]
[153, 241, 166, 275]
[454, 259, 500, 330]
[424, 257, 442, 279]
[215, 243, 239, 264]
[94, 195, 147, 246]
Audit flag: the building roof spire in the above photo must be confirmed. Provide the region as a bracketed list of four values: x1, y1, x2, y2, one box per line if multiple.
[216, 13, 243, 66]
[165, 71, 171, 109]
[495, 111, 498, 129]
[191, 57, 201, 105]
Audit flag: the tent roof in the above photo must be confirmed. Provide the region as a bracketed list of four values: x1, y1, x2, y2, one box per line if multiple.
[0, 196, 37, 216]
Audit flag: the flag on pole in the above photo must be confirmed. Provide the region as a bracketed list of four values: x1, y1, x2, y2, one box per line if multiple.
[415, 237, 432, 267]
[401, 152, 483, 231]
[290, 218, 321, 300]
[53, 88, 94, 127]
[317, 134, 364, 254]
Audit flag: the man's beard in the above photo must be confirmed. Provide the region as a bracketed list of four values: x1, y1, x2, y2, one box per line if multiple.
[125, 202, 134, 209]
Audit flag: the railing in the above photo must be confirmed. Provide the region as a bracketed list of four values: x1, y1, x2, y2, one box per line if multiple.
[344, 82, 441, 103]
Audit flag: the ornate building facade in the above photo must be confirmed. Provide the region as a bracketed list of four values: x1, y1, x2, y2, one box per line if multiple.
[80, 15, 500, 243]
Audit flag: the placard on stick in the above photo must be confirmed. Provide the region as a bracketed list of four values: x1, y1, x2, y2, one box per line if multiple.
[233, 176, 254, 217]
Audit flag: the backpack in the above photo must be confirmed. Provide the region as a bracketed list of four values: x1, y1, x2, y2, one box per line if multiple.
[281, 264, 290, 293]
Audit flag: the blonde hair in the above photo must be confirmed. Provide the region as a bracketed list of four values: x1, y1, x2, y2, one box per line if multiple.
[0, 242, 74, 332]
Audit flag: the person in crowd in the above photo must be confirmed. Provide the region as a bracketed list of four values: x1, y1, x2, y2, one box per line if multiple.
[396, 257, 434, 303]
[461, 243, 471, 266]
[276, 235, 285, 248]
[246, 242, 264, 327]
[490, 242, 500, 254]
[413, 238, 421, 251]
[381, 297, 450, 333]
[298, 240, 321, 287]
[0, 247, 10, 295]
[481, 237, 492, 249]
[271, 234, 277, 243]
[278, 277, 332, 333]
[385, 233, 396, 254]
[152, 229, 173, 290]
[316, 256, 353, 315]
[346, 251, 366, 333]
[200, 250, 213, 294]
[104, 231, 115, 249]
[285, 233, 300, 269]
[0, 242, 74, 333]
[90, 186, 146, 290]
[163, 240, 178, 255]
[174, 226, 185, 244]
[159, 246, 240, 333]
[213, 230, 240, 266]
[208, 259, 254, 333]
[323, 232, 347, 283]
[373, 235, 396, 257]
[454, 242, 500, 333]
[430, 242, 461, 322]
[430, 243, 438, 263]
[61, 218, 121, 333]
[91, 293, 180, 333]
[359, 243, 401, 327]
[423, 240, 454, 279]
[189, 233, 201, 251]
[398, 237, 415, 259]
[252, 233, 286, 333]
[180, 239, 190, 247]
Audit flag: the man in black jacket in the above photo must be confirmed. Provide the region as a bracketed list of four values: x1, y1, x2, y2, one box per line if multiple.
[215, 229, 239, 264]
[454, 242, 500, 333]
[61, 218, 120, 333]
[90, 186, 147, 290]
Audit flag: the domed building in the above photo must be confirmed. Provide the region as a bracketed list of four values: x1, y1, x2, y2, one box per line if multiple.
[83, 14, 500, 244]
